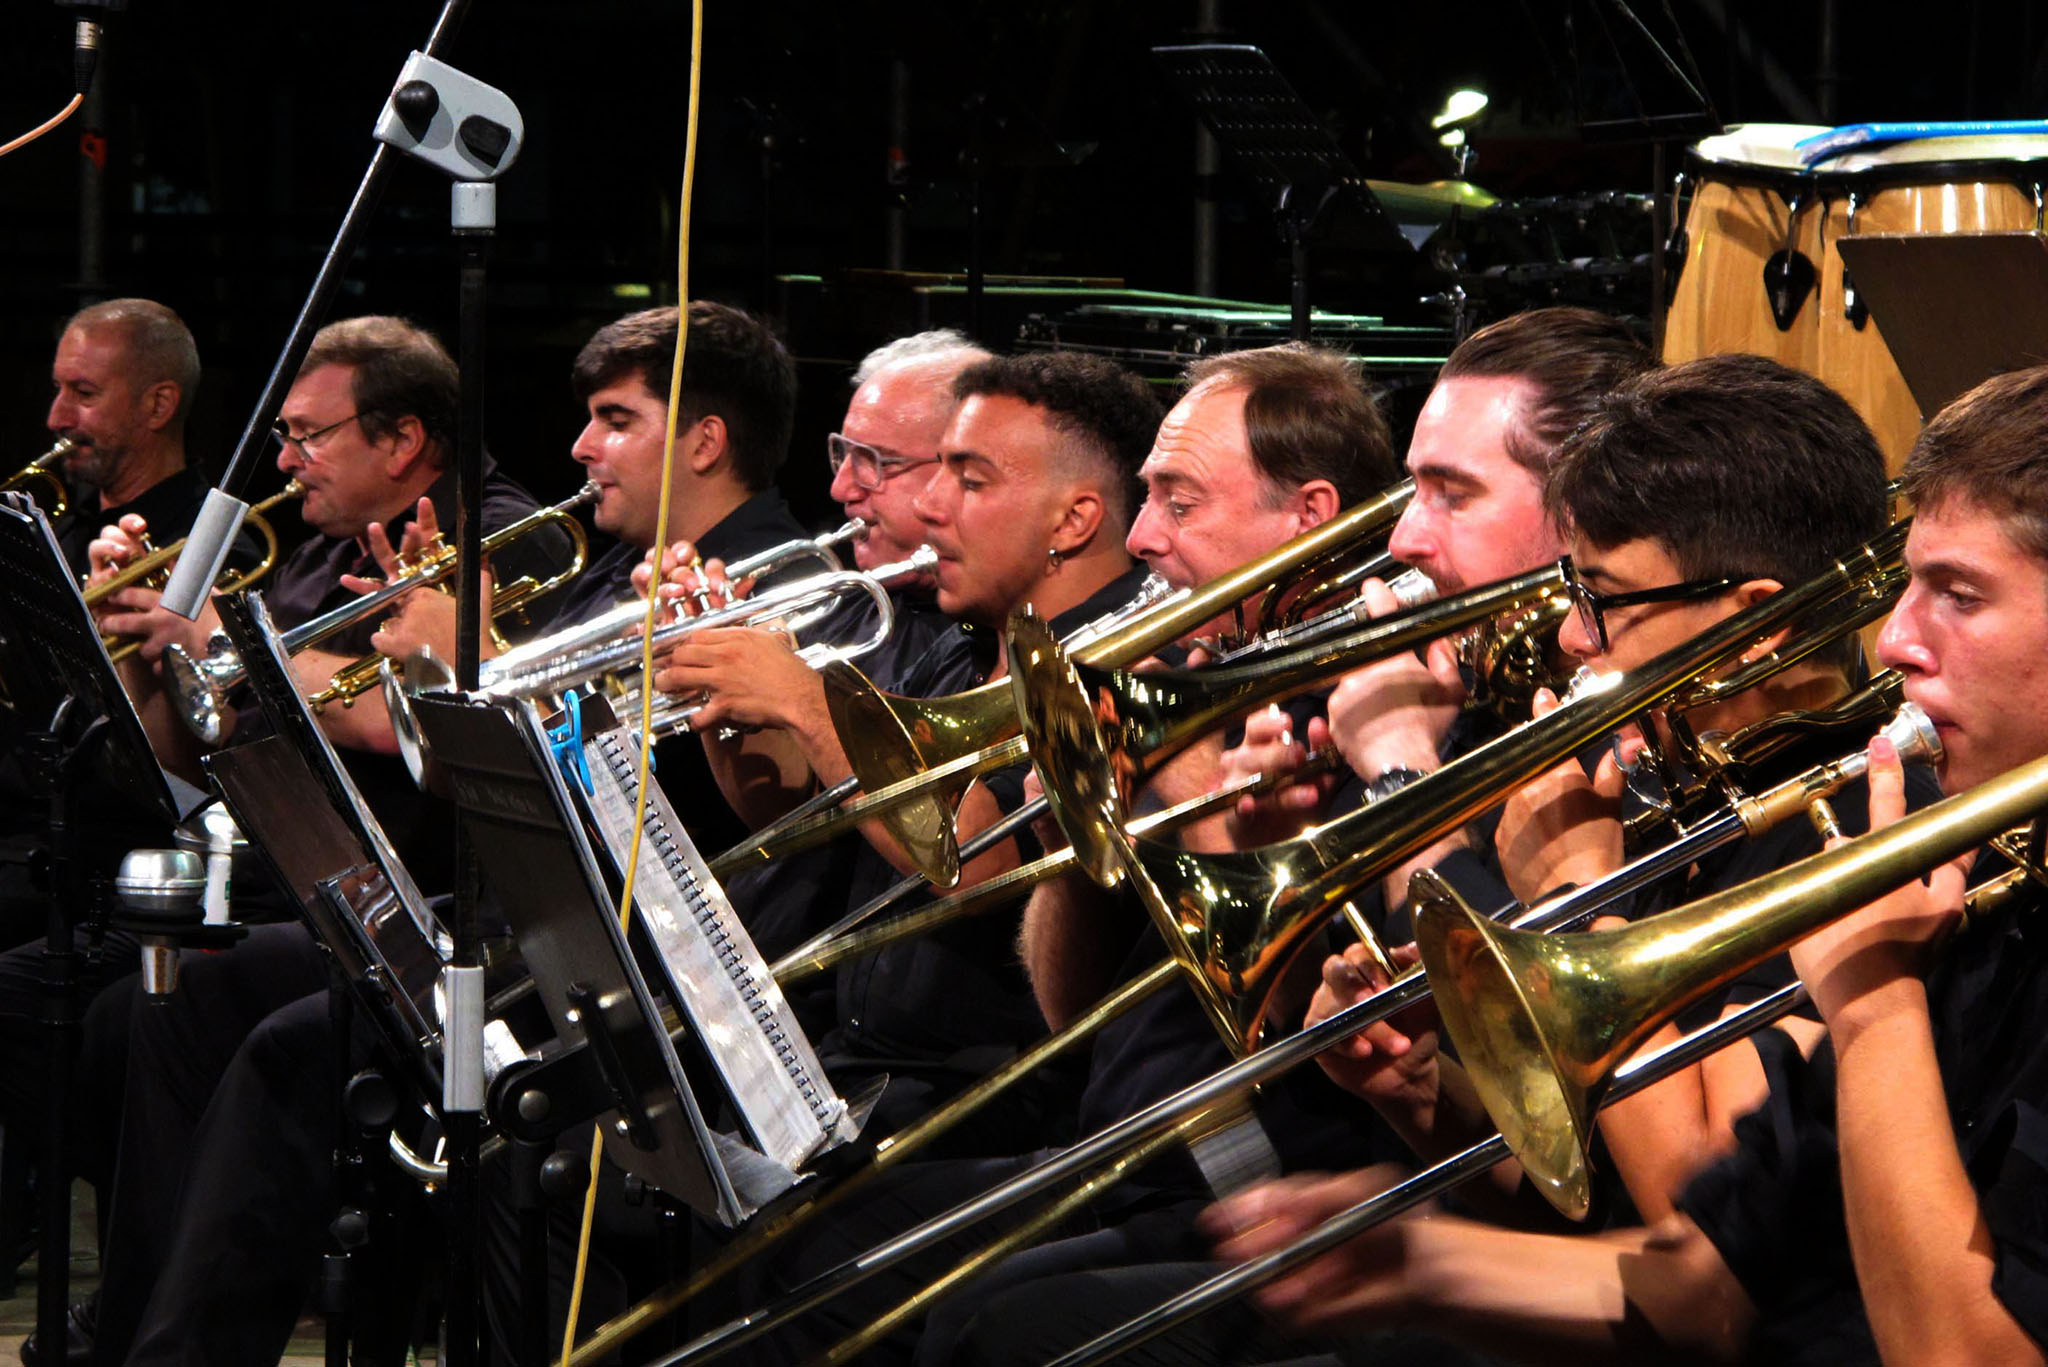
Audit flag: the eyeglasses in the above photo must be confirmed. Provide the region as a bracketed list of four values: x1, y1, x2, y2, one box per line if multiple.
[272, 411, 374, 459]
[827, 433, 939, 491]
[1561, 556, 1736, 653]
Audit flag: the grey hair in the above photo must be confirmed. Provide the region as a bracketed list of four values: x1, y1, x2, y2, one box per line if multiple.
[853, 329, 991, 387]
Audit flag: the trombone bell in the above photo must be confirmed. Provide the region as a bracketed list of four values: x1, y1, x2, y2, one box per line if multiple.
[821, 661, 973, 888]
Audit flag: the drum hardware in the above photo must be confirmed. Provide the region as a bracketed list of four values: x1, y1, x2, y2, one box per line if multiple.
[1838, 187, 1870, 326]
[1662, 169, 1692, 303]
[1763, 186, 1817, 330]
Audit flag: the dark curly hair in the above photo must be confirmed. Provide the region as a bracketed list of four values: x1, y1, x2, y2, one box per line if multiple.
[952, 352, 1162, 529]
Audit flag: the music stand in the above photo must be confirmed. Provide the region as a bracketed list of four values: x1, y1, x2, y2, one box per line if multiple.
[1152, 44, 1410, 340]
[0, 495, 194, 1363]
[205, 593, 450, 1096]
[410, 691, 869, 1226]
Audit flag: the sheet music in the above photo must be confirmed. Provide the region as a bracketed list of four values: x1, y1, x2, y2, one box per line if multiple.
[581, 724, 848, 1171]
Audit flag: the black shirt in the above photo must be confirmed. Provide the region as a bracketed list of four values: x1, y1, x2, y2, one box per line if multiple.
[816, 566, 1158, 1111]
[1681, 854, 2048, 1365]
[53, 466, 213, 578]
[720, 590, 971, 1041]
[259, 460, 574, 894]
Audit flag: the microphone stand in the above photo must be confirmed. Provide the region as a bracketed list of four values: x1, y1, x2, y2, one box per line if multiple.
[444, 176, 496, 1367]
[157, 0, 476, 621]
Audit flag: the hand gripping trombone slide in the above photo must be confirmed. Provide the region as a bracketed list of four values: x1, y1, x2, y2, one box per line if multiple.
[1049, 752, 2048, 1367]
[561, 521, 1911, 1366]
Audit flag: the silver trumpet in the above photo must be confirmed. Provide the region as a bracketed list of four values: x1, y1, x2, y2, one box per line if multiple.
[388, 545, 936, 786]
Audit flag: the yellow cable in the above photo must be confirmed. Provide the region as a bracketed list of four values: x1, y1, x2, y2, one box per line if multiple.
[559, 0, 704, 1359]
[0, 94, 84, 159]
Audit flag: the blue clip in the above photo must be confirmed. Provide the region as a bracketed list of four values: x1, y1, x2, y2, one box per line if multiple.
[548, 690, 594, 795]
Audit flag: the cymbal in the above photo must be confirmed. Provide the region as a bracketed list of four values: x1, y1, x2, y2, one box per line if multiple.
[1364, 177, 1498, 214]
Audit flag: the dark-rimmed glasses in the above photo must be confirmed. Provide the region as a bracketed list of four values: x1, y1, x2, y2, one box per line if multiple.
[827, 433, 939, 491]
[272, 412, 374, 459]
[1561, 556, 1736, 653]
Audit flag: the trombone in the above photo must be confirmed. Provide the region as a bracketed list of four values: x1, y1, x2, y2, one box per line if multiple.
[1019, 523, 1910, 1053]
[160, 483, 598, 744]
[619, 697, 1939, 1367]
[86, 481, 303, 663]
[2, 437, 72, 517]
[709, 477, 1419, 887]
[561, 551, 1911, 1367]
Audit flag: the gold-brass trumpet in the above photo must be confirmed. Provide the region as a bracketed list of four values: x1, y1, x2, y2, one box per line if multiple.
[161, 483, 597, 743]
[710, 478, 1418, 887]
[1020, 523, 1909, 1054]
[1416, 751, 2048, 1219]
[86, 481, 303, 663]
[2, 437, 73, 517]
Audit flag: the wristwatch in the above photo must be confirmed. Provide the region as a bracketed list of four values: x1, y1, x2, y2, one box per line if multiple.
[1363, 765, 1429, 805]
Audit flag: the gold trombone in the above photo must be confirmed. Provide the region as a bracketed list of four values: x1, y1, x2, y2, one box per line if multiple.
[2, 437, 73, 517]
[563, 551, 1907, 1367]
[1415, 754, 2048, 1219]
[1044, 830, 2040, 1367]
[1015, 523, 1909, 1054]
[160, 483, 598, 743]
[86, 481, 303, 663]
[708, 477, 1420, 887]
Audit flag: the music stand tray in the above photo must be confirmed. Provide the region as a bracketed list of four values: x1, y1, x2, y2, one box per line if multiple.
[411, 692, 865, 1225]
[0, 495, 188, 825]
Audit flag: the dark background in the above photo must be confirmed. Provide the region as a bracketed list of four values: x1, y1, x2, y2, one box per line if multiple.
[4, 0, 2046, 538]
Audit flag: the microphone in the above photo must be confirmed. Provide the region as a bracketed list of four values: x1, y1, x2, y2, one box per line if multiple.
[51, 0, 127, 97]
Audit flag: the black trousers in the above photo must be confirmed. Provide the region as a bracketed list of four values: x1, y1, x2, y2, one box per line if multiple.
[0, 925, 144, 1201]
[92, 922, 332, 1367]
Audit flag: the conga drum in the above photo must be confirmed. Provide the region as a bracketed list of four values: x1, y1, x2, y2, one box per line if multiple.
[1663, 125, 1829, 376]
[1816, 136, 2048, 467]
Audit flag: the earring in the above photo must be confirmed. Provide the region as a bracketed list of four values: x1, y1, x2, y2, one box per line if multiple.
[1046, 546, 1062, 573]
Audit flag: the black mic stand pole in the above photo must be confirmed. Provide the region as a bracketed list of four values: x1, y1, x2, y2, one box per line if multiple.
[444, 176, 495, 1367]
[158, 0, 475, 621]
[26, 701, 109, 1367]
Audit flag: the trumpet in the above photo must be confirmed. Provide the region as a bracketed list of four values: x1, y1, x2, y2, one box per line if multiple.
[161, 483, 598, 744]
[710, 478, 1418, 887]
[86, 481, 303, 663]
[386, 546, 938, 788]
[2, 437, 72, 517]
